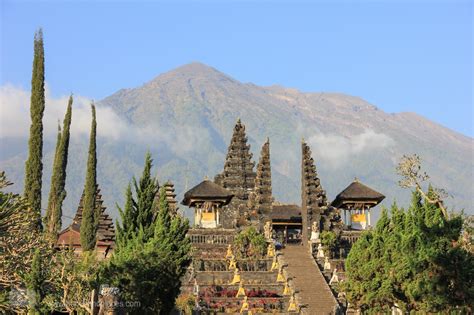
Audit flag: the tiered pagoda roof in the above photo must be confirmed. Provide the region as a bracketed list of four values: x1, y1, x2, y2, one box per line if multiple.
[214, 119, 256, 200]
[331, 179, 385, 209]
[163, 180, 178, 215]
[57, 185, 115, 249]
[182, 179, 234, 207]
[254, 138, 273, 220]
[271, 204, 302, 223]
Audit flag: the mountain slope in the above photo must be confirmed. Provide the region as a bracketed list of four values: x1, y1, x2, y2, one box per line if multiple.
[1, 62, 472, 224]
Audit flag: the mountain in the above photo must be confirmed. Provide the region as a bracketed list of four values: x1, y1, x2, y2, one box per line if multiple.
[1, 62, 472, 225]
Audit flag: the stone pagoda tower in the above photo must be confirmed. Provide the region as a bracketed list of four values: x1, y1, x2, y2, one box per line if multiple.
[163, 180, 178, 215]
[301, 140, 329, 242]
[56, 185, 115, 259]
[253, 138, 273, 223]
[215, 119, 256, 227]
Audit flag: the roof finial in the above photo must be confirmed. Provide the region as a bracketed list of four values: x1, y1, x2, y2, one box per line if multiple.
[354, 177, 359, 182]
[301, 137, 305, 144]
[204, 175, 209, 180]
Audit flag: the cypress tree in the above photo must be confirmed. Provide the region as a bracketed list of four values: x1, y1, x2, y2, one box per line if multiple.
[44, 123, 61, 238]
[134, 152, 159, 239]
[46, 96, 72, 239]
[24, 29, 45, 231]
[80, 104, 97, 251]
[116, 183, 136, 246]
[25, 249, 45, 314]
[116, 152, 158, 244]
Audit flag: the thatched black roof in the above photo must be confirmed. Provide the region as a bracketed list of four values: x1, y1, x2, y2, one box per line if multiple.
[271, 204, 302, 222]
[181, 180, 234, 206]
[331, 179, 385, 208]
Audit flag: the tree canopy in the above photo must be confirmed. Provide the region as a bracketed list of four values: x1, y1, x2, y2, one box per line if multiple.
[344, 190, 473, 313]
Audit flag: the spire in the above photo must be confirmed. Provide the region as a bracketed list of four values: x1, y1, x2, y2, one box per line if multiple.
[254, 138, 273, 220]
[301, 140, 329, 241]
[214, 119, 256, 200]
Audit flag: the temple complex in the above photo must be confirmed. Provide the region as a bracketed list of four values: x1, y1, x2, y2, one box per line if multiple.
[56, 185, 115, 259]
[182, 119, 386, 314]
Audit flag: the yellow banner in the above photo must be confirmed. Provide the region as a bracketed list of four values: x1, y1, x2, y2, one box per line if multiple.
[202, 212, 215, 221]
[351, 213, 366, 223]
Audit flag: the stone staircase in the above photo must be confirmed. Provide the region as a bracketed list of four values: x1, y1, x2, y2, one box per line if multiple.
[282, 245, 340, 315]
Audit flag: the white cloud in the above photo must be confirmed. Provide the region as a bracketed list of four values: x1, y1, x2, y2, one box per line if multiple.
[0, 84, 212, 156]
[0, 84, 139, 141]
[307, 130, 395, 168]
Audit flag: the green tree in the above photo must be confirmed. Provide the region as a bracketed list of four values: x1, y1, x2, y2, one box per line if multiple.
[0, 172, 53, 313]
[133, 152, 159, 239]
[45, 95, 73, 240]
[25, 249, 45, 315]
[320, 230, 338, 258]
[344, 193, 473, 313]
[48, 249, 100, 314]
[116, 183, 136, 247]
[344, 209, 394, 313]
[116, 152, 159, 245]
[80, 104, 98, 251]
[105, 165, 191, 314]
[233, 226, 267, 258]
[24, 29, 46, 231]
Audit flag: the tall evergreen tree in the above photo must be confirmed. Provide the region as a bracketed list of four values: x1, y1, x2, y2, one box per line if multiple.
[105, 155, 191, 314]
[134, 152, 159, 239]
[24, 29, 45, 231]
[80, 104, 97, 251]
[116, 183, 136, 246]
[25, 249, 45, 314]
[116, 152, 158, 244]
[46, 96, 72, 239]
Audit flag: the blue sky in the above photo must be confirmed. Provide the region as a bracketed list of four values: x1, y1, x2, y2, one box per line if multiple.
[1, 0, 472, 136]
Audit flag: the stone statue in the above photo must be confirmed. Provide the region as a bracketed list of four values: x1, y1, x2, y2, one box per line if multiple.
[228, 256, 237, 271]
[317, 243, 325, 258]
[287, 294, 298, 312]
[324, 256, 331, 270]
[264, 221, 272, 240]
[240, 296, 249, 312]
[310, 221, 320, 243]
[230, 268, 241, 284]
[329, 268, 339, 285]
[267, 243, 275, 258]
[225, 244, 233, 259]
[236, 281, 246, 297]
[193, 279, 199, 296]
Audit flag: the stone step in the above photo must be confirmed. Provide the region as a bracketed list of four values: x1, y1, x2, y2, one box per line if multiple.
[282, 245, 340, 315]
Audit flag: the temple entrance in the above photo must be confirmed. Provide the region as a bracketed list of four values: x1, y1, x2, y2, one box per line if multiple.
[272, 223, 302, 245]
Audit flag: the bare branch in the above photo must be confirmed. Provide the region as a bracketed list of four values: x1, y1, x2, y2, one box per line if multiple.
[396, 154, 448, 218]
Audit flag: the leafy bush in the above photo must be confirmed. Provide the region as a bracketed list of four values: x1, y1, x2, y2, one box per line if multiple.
[320, 230, 338, 257]
[233, 227, 267, 258]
